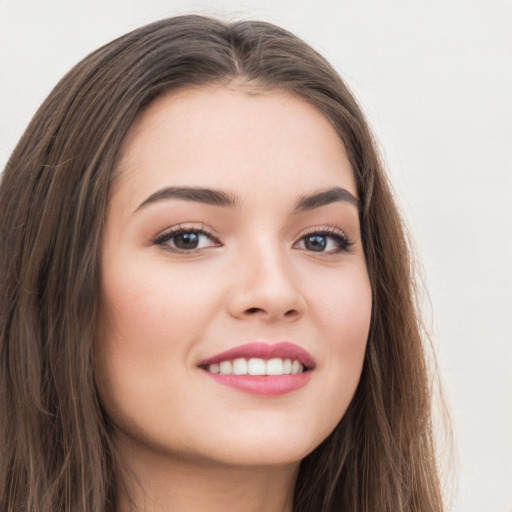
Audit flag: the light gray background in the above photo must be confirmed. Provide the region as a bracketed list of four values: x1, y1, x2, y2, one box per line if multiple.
[1, 1, 511, 510]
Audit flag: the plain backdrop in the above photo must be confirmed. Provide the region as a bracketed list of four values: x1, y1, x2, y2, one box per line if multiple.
[1, 1, 511, 510]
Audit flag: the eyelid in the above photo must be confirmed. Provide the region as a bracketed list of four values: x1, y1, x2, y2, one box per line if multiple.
[150, 223, 353, 255]
[293, 226, 353, 253]
[295, 225, 350, 241]
[152, 224, 221, 252]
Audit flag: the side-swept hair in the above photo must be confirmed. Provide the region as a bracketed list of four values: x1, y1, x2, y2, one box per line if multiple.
[0, 15, 444, 511]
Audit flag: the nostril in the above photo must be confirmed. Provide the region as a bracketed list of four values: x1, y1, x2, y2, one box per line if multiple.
[244, 307, 299, 318]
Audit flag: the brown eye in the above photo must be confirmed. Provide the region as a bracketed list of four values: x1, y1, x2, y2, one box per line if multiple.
[173, 232, 200, 250]
[153, 228, 220, 253]
[295, 230, 352, 254]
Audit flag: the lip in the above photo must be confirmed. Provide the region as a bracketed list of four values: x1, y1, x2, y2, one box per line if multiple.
[198, 342, 315, 396]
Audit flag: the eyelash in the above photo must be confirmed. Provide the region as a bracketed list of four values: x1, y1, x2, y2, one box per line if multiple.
[152, 225, 353, 255]
[294, 226, 353, 255]
[153, 225, 221, 253]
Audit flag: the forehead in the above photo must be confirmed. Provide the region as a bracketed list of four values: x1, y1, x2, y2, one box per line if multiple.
[113, 85, 356, 210]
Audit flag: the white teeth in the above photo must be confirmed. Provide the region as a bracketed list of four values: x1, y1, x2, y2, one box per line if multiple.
[232, 358, 248, 375]
[248, 358, 266, 375]
[266, 358, 283, 375]
[209, 363, 220, 374]
[291, 360, 302, 374]
[219, 361, 232, 374]
[207, 357, 304, 376]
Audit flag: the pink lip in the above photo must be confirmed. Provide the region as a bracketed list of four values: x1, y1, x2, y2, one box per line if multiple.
[199, 342, 315, 396]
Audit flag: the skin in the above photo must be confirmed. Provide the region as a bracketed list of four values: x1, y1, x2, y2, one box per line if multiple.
[95, 85, 372, 512]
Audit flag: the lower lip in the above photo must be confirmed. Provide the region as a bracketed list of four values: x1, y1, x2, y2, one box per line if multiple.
[202, 370, 312, 396]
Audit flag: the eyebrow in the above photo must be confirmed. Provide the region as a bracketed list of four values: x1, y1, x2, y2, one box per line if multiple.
[293, 187, 360, 212]
[136, 186, 238, 212]
[135, 185, 359, 214]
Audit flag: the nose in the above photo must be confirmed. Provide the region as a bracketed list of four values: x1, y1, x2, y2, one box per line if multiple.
[226, 247, 306, 323]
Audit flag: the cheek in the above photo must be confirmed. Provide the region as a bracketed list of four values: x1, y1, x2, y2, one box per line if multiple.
[93, 263, 208, 416]
[94, 256, 230, 410]
[304, 264, 371, 405]
[98, 260, 217, 352]
[309, 263, 372, 348]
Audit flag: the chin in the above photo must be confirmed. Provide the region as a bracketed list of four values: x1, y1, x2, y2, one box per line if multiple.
[184, 420, 336, 469]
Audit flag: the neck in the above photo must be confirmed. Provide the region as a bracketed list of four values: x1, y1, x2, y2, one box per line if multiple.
[114, 433, 299, 512]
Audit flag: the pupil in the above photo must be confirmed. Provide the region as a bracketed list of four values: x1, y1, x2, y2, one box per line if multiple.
[305, 235, 326, 252]
[175, 232, 199, 249]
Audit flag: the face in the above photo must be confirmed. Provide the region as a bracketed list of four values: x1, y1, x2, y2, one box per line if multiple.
[95, 86, 372, 469]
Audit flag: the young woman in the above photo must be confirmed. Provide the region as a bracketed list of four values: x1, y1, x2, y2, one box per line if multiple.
[0, 15, 445, 512]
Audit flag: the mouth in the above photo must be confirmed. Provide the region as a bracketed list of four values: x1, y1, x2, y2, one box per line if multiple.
[202, 357, 306, 376]
[198, 342, 314, 396]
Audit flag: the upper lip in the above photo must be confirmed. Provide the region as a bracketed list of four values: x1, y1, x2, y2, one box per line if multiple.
[199, 342, 316, 370]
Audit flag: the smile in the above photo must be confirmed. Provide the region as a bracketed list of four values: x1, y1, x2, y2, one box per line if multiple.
[199, 342, 314, 395]
[205, 357, 305, 376]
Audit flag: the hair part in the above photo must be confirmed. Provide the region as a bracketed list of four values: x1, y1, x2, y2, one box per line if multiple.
[0, 14, 445, 511]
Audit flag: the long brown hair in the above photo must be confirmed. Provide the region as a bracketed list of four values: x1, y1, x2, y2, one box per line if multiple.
[0, 15, 444, 511]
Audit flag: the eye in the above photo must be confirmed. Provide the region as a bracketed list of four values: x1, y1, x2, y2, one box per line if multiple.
[153, 227, 220, 253]
[294, 229, 352, 254]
